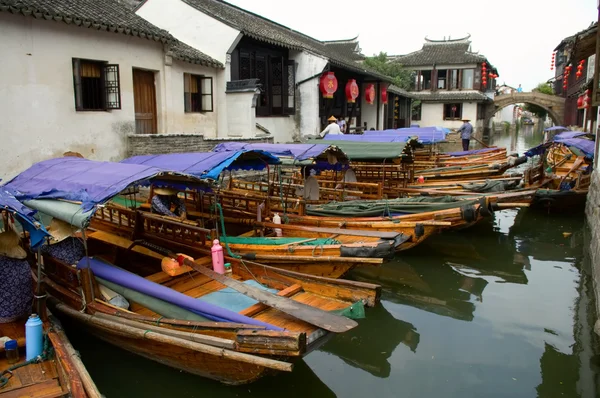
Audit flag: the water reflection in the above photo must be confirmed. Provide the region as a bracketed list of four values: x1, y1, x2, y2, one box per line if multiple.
[320, 303, 420, 378]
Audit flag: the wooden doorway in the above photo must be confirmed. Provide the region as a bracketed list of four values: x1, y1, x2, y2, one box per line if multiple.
[133, 69, 157, 134]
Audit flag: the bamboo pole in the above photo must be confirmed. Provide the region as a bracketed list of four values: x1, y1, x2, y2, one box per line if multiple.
[94, 312, 236, 349]
[55, 303, 293, 372]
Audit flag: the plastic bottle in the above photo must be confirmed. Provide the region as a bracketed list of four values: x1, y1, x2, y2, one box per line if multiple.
[25, 314, 43, 361]
[273, 213, 283, 237]
[224, 262, 232, 276]
[211, 239, 225, 274]
[4, 340, 19, 364]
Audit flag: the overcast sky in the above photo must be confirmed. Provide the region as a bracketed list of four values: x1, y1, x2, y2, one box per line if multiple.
[226, 0, 597, 91]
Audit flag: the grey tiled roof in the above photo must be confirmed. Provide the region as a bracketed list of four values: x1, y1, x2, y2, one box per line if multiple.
[0, 0, 222, 67]
[181, 0, 392, 81]
[168, 41, 223, 68]
[410, 90, 490, 102]
[393, 39, 487, 66]
[388, 84, 414, 98]
[323, 38, 365, 61]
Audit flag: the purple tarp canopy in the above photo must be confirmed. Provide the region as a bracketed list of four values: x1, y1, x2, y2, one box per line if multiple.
[212, 142, 331, 161]
[544, 126, 569, 132]
[323, 135, 407, 143]
[363, 127, 447, 144]
[77, 257, 281, 330]
[554, 131, 587, 140]
[445, 148, 499, 157]
[121, 150, 279, 181]
[556, 138, 595, 157]
[3, 157, 162, 211]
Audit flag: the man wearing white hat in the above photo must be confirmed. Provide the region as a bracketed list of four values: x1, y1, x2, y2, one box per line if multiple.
[319, 116, 343, 138]
[151, 187, 187, 220]
[0, 228, 33, 323]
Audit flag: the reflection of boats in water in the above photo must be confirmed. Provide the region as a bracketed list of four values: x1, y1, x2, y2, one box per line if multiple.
[319, 303, 419, 378]
[351, 260, 487, 322]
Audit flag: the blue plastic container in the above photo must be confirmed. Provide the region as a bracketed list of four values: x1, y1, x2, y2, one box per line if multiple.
[25, 314, 43, 361]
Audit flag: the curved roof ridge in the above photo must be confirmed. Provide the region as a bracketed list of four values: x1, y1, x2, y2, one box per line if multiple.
[424, 34, 471, 43]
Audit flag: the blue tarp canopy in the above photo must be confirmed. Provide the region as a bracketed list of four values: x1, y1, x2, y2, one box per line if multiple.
[544, 126, 569, 132]
[122, 150, 280, 181]
[554, 131, 588, 140]
[212, 142, 340, 162]
[526, 137, 595, 159]
[3, 157, 163, 212]
[0, 188, 50, 249]
[362, 126, 448, 144]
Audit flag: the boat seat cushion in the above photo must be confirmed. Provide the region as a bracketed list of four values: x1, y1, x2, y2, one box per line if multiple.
[198, 280, 278, 312]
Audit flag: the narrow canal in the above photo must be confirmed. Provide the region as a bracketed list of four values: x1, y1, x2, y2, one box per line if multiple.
[65, 128, 600, 397]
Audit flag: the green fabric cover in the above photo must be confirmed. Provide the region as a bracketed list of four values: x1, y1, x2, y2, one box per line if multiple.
[222, 236, 340, 246]
[97, 277, 210, 322]
[110, 195, 145, 209]
[306, 196, 479, 217]
[24, 199, 95, 229]
[330, 301, 365, 319]
[307, 140, 409, 161]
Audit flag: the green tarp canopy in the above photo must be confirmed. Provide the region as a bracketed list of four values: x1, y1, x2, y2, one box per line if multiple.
[307, 140, 410, 162]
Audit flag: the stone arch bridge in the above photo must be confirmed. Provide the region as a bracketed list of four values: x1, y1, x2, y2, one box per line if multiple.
[484, 92, 565, 127]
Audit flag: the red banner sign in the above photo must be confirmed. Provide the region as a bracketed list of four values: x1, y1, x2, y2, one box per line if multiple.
[319, 72, 338, 99]
[345, 79, 359, 103]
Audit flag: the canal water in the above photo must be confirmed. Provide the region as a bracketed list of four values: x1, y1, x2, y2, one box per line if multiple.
[64, 127, 600, 397]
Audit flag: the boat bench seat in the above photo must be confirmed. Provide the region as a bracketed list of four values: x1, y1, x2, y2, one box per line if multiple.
[88, 230, 164, 260]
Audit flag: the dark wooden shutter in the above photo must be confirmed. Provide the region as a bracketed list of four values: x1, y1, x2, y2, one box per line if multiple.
[104, 64, 121, 110]
[72, 59, 83, 110]
[431, 69, 438, 91]
[474, 68, 481, 91]
[284, 60, 295, 115]
[133, 69, 157, 134]
[256, 54, 269, 116]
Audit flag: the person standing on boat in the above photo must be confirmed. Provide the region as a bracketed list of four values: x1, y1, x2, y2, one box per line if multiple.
[151, 187, 187, 220]
[42, 219, 85, 265]
[457, 118, 473, 151]
[0, 226, 33, 323]
[319, 116, 342, 138]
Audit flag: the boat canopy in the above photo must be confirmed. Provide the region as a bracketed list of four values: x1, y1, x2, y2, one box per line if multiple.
[3, 157, 164, 212]
[211, 142, 348, 165]
[122, 150, 280, 181]
[554, 131, 588, 140]
[526, 135, 595, 159]
[544, 126, 569, 132]
[362, 126, 448, 144]
[0, 188, 50, 249]
[307, 140, 414, 162]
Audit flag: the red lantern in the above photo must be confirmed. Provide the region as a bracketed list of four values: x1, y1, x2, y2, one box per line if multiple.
[365, 84, 375, 105]
[319, 72, 338, 99]
[381, 85, 388, 105]
[345, 79, 359, 103]
[577, 96, 584, 109]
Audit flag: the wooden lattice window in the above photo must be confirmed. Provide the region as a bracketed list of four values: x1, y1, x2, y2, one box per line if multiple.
[443, 103, 463, 120]
[72, 58, 121, 111]
[184, 74, 213, 112]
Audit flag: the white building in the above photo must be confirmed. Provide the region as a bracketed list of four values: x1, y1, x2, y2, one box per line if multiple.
[390, 36, 498, 132]
[0, 0, 227, 180]
[136, 0, 412, 140]
[492, 85, 517, 124]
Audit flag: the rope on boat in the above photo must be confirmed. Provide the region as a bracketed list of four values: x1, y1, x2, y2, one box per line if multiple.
[0, 332, 52, 389]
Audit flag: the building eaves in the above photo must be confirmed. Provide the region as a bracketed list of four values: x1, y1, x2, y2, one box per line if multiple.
[393, 41, 487, 66]
[388, 84, 414, 98]
[410, 91, 490, 102]
[0, 0, 220, 67]
[169, 41, 223, 68]
[181, 0, 390, 81]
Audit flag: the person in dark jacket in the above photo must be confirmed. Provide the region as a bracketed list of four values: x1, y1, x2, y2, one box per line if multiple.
[151, 187, 187, 220]
[42, 219, 85, 266]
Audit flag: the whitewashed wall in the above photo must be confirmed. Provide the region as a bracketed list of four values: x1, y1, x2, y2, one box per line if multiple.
[420, 102, 478, 129]
[137, 0, 239, 65]
[360, 83, 385, 130]
[0, 13, 219, 180]
[291, 51, 328, 138]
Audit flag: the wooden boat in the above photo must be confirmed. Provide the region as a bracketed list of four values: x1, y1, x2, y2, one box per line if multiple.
[92, 201, 403, 279]
[0, 315, 99, 398]
[523, 138, 593, 212]
[4, 157, 381, 385]
[0, 189, 100, 398]
[43, 231, 380, 385]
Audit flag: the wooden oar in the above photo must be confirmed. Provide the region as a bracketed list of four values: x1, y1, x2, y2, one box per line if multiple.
[131, 240, 358, 333]
[557, 156, 584, 187]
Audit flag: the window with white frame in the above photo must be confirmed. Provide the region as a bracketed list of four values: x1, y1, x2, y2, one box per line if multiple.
[184, 73, 213, 112]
